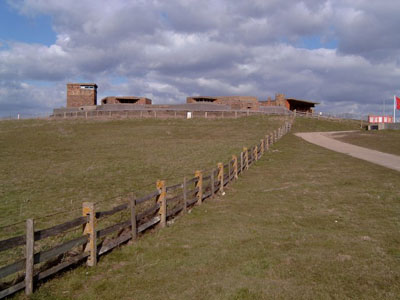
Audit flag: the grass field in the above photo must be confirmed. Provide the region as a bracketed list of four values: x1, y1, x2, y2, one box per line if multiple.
[0, 116, 286, 236]
[14, 117, 400, 300]
[331, 130, 400, 156]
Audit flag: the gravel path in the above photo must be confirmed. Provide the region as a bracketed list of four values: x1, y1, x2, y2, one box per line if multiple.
[295, 131, 400, 172]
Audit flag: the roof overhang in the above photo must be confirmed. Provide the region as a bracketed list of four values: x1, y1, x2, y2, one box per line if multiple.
[286, 98, 319, 105]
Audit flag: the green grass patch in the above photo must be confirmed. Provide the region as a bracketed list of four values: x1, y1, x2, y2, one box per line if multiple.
[20, 118, 400, 299]
[291, 117, 360, 132]
[331, 130, 400, 156]
[0, 116, 284, 233]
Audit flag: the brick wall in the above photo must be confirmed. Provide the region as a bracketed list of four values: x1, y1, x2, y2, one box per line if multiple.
[187, 96, 259, 110]
[67, 83, 97, 107]
[101, 97, 152, 105]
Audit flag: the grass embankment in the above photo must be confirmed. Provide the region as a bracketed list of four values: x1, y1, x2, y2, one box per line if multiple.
[331, 130, 400, 156]
[0, 116, 283, 234]
[24, 118, 400, 299]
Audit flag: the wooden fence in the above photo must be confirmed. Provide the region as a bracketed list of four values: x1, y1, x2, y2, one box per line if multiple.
[295, 110, 349, 121]
[51, 109, 292, 120]
[0, 120, 293, 298]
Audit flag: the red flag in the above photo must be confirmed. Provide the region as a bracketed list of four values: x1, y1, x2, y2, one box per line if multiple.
[397, 96, 400, 110]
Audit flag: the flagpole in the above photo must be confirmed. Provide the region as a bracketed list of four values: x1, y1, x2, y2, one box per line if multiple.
[394, 95, 396, 123]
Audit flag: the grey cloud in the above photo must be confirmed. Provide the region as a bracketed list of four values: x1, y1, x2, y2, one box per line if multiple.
[1, 0, 399, 117]
[0, 80, 64, 117]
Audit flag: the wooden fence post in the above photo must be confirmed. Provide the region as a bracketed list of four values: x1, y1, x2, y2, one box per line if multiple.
[156, 180, 166, 228]
[243, 147, 249, 170]
[240, 152, 244, 173]
[25, 219, 34, 296]
[254, 145, 258, 161]
[228, 161, 231, 183]
[232, 155, 238, 179]
[195, 171, 203, 205]
[210, 170, 215, 198]
[130, 197, 137, 241]
[217, 163, 224, 193]
[260, 139, 264, 156]
[183, 177, 187, 213]
[82, 202, 96, 267]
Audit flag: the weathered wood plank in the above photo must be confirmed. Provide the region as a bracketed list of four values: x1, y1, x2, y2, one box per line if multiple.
[183, 177, 187, 213]
[156, 180, 167, 228]
[96, 203, 128, 219]
[25, 219, 34, 295]
[36, 252, 89, 282]
[0, 235, 25, 252]
[137, 216, 161, 233]
[0, 259, 25, 279]
[96, 220, 131, 239]
[166, 193, 183, 205]
[130, 197, 137, 241]
[187, 196, 198, 206]
[33, 236, 88, 265]
[98, 233, 131, 256]
[202, 175, 211, 181]
[34, 216, 88, 241]
[82, 202, 96, 267]
[202, 191, 212, 200]
[136, 190, 160, 205]
[186, 177, 197, 184]
[211, 170, 215, 198]
[166, 183, 183, 192]
[136, 203, 160, 222]
[0, 280, 25, 299]
[166, 204, 184, 218]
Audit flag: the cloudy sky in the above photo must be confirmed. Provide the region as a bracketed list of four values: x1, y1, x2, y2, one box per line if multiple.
[0, 0, 399, 118]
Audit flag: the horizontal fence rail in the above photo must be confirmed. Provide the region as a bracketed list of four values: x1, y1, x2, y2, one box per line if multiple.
[0, 119, 294, 298]
[51, 108, 293, 120]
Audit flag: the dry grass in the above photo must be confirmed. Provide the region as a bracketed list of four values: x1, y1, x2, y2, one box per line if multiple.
[0, 116, 285, 269]
[17, 117, 400, 300]
[331, 130, 400, 156]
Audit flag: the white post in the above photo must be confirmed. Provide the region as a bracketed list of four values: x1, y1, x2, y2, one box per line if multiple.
[394, 95, 397, 123]
[18, 114, 20, 120]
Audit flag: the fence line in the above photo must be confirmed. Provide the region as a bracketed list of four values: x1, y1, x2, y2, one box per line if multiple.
[0, 118, 294, 298]
[51, 109, 292, 120]
[294, 110, 356, 122]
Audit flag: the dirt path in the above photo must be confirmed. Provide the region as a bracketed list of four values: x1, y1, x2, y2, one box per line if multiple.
[295, 131, 400, 172]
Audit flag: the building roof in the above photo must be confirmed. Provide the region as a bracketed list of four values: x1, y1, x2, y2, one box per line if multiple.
[286, 98, 320, 105]
[67, 83, 98, 87]
[189, 96, 218, 99]
[113, 96, 150, 100]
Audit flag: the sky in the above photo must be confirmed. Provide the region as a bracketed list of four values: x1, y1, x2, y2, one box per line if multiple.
[0, 0, 400, 118]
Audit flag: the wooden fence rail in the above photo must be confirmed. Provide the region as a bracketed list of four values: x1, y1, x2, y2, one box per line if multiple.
[52, 109, 293, 120]
[0, 119, 293, 298]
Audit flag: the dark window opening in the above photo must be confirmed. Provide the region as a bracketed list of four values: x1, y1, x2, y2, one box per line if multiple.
[117, 98, 139, 104]
[193, 98, 217, 103]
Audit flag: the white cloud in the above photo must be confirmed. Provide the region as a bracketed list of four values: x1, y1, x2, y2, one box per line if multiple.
[1, 0, 400, 117]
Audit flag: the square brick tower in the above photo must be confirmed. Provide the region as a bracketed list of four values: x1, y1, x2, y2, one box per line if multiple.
[66, 83, 97, 107]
